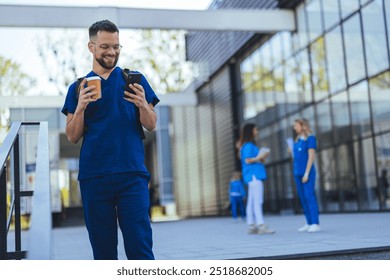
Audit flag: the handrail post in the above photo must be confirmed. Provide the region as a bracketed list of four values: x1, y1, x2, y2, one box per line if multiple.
[13, 135, 22, 259]
[0, 167, 7, 260]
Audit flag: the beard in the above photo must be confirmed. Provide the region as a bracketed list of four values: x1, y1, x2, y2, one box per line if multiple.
[95, 54, 119, 70]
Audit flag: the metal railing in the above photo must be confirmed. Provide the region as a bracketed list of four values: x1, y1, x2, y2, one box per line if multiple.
[0, 121, 51, 259]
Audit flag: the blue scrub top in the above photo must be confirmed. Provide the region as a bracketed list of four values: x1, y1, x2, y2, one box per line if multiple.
[240, 142, 267, 184]
[229, 180, 246, 197]
[293, 135, 317, 176]
[61, 67, 159, 180]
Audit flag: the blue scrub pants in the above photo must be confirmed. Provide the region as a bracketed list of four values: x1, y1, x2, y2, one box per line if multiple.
[79, 172, 154, 260]
[294, 170, 319, 225]
[230, 195, 245, 219]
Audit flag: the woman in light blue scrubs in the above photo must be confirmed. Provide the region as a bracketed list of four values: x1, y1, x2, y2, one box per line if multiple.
[292, 119, 320, 233]
[239, 123, 275, 235]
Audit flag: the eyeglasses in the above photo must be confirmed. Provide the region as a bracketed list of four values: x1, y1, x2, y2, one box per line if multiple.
[90, 42, 122, 51]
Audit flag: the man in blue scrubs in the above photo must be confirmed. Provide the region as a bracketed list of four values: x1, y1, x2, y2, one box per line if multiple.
[61, 20, 159, 259]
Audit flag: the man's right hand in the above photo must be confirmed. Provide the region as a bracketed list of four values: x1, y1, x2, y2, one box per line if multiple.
[75, 78, 97, 113]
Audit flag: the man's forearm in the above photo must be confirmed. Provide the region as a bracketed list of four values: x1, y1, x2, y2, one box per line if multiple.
[66, 112, 85, 144]
[139, 104, 157, 131]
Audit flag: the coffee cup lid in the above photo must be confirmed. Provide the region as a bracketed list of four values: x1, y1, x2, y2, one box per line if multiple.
[86, 76, 101, 81]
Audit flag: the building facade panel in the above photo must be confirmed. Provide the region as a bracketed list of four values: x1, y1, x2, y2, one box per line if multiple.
[185, 0, 390, 214]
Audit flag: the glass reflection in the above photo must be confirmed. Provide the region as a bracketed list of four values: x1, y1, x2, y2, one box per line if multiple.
[296, 49, 312, 103]
[353, 138, 378, 210]
[343, 13, 366, 85]
[284, 57, 300, 113]
[336, 144, 357, 211]
[375, 133, 390, 209]
[270, 34, 283, 67]
[331, 91, 351, 144]
[325, 26, 346, 93]
[316, 99, 332, 147]
[318, 148, 339, 211]
[385, 0, 390, 57]
[370, 71, 390, 133]
[310, 37, 329, 101]
[306, 0, 324, 42]
[322, 0, 340, 30]
[240, 55, 257, 119]
[349, 81, 372, 138]
[339, 0, 360, 19]
[362, 0, 389, 77]
[296, 4, 308, 49]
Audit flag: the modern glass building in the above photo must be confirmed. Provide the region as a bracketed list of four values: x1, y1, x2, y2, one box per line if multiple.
[173, 0, 390, 217]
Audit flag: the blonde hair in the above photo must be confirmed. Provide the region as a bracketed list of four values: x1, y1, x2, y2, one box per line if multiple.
[294, 118, 312, 140]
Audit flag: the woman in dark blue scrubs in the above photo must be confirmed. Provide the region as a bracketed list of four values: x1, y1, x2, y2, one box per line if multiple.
[292, 119, 320, 233]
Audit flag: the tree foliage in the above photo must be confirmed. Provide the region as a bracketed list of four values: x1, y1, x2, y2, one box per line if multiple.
[36, 29, 192, 95]
[0, 55, 36, 133]
[122, 29, 193, 94]
[36, 29, 90, 96]
[0, 56, 35, 96]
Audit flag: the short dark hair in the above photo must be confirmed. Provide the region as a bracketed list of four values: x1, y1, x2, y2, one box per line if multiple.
[89, 20, 119, 39]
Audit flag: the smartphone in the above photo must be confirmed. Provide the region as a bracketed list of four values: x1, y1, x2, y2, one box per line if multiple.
[124, 73, 142, 95]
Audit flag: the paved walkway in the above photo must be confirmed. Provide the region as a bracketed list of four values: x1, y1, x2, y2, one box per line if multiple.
[7, 212, 390, 259]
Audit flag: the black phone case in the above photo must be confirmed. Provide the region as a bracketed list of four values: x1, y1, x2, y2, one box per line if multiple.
[125, 73, 142, 94]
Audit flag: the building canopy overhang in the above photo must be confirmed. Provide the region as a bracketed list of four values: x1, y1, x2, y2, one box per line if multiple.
[0, 4, 295, 32]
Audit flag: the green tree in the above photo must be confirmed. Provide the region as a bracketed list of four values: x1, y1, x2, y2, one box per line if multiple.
[36, 29, 90, 96]
[0, 56, 35, 96]
[122, 29, 192, 94]
[0, 56, 36, 134]
[36, 29, 192, 95]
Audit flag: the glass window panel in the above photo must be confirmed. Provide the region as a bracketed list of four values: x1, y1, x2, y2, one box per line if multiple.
[273, 66, 286, 118]
[252, 48, 262, 81]
[281, 162, 296, 211]
[361, 0, 389, 77]
[301, 106, 315, 128]
[288, 112, 301, 139]
[241, 54, 258, 119]
[263, 72, 276, 116]
[310, 37, 329, 101]
[252, 48, 267, 114]
[343, 13, 366, 84]
[375, 133, 390, 209]
[340, 0, 360, 19]
[336, 144, 358, 211]
[270, 34, 283, 68]
[331, 91, 351, 144]
[280, 32, 292, 61]
[261, 42, 273, 74]
[353, 137, 378, 210]
[296, 49, 313, 103]
[349, 81, 372, 138]
[240, 55, 254, 91]
[318, 148, 339, 211]
[325, 26, 347, 93]
[361, 0, 373, 6]
[284, 57, 300, 113]
[296, 4, 308, 49]
[316, 99, 333, 147]
[306, 0, 324, 42]
[385, 0, 390, 55]
[269, 123, 281, 161]
[370, 71, 390, 133]
[322, 0, 340, 30]
[279, 118, 291, 159]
